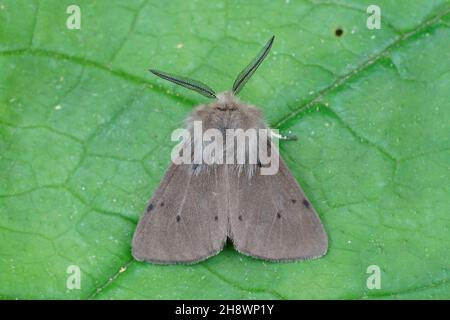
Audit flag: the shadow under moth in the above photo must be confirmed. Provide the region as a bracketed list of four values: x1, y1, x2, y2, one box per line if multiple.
[132, 36, 328, 264]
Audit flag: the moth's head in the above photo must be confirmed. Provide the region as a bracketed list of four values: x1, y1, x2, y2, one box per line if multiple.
[148, 36, 275, 103]
[213, 91, 239, 111]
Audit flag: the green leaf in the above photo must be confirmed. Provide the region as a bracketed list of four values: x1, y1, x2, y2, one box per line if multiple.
[1, 0, 450, 299]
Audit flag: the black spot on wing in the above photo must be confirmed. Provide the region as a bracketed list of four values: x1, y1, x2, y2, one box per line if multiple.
[214, 216, 218, 221]
[276, 212, 282, 219]
[160, 202, 164, 207]
[238, 215, 243, 221]
[176, 215, 181, 222]
[291, 199, 296, 204]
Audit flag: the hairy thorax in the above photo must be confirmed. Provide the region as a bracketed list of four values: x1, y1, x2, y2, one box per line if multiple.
[183, 92, 273, 177]
[186, 92, 267, 132]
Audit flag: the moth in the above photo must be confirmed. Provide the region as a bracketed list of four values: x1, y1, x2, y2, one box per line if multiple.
[132, 36, 328, 264]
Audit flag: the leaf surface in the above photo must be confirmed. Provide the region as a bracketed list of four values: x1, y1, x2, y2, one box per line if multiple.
[0, 0, 449, 299]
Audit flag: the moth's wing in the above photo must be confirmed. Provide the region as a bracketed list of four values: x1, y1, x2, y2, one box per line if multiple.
[228, 159, 328, 261]
[132, 164, 228, 264]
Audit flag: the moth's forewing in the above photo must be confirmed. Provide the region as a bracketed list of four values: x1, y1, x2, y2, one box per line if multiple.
[132, 164, 228, 264]
[228, 158, 328, 261]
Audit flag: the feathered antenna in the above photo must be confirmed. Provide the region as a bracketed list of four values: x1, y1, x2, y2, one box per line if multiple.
[232, 36, 275, 95]
[149, 69, 217, 99]
[149, 36, 275, 98]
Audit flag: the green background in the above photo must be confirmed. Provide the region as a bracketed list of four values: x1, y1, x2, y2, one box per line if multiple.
[0, 0, 449, 299]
